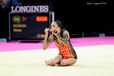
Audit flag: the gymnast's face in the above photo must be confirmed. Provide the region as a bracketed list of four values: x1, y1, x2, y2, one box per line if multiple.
[51, 22, 61, 34]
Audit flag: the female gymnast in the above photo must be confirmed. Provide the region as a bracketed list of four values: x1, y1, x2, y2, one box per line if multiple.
[43, 20, 77, 66]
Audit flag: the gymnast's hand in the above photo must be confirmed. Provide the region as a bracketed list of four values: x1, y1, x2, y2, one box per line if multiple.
[44, 28, 49, 35]
[52, 31, 57, 37]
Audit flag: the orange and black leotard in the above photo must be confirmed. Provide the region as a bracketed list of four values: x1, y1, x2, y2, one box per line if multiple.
[53, 31, 77, 59]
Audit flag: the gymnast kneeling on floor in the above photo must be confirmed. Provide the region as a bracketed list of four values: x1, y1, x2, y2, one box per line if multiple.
[43, 20, 77, 66]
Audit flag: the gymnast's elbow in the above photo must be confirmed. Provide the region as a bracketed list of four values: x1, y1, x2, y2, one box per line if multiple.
[43, 46, 47, 50]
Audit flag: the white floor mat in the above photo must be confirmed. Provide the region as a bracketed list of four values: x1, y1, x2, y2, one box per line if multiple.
[0, 45, 114, 76]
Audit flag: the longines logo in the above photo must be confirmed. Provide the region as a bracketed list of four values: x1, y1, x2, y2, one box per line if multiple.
[11, 6, 49, 13]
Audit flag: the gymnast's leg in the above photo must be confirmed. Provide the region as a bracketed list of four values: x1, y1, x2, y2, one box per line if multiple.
[60, 58, 77, 66]
[45, 55, 62, 66]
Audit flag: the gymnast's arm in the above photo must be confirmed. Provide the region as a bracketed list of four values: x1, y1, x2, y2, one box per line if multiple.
[43, 29, 54, 50]
[53, 31, 70, 45]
